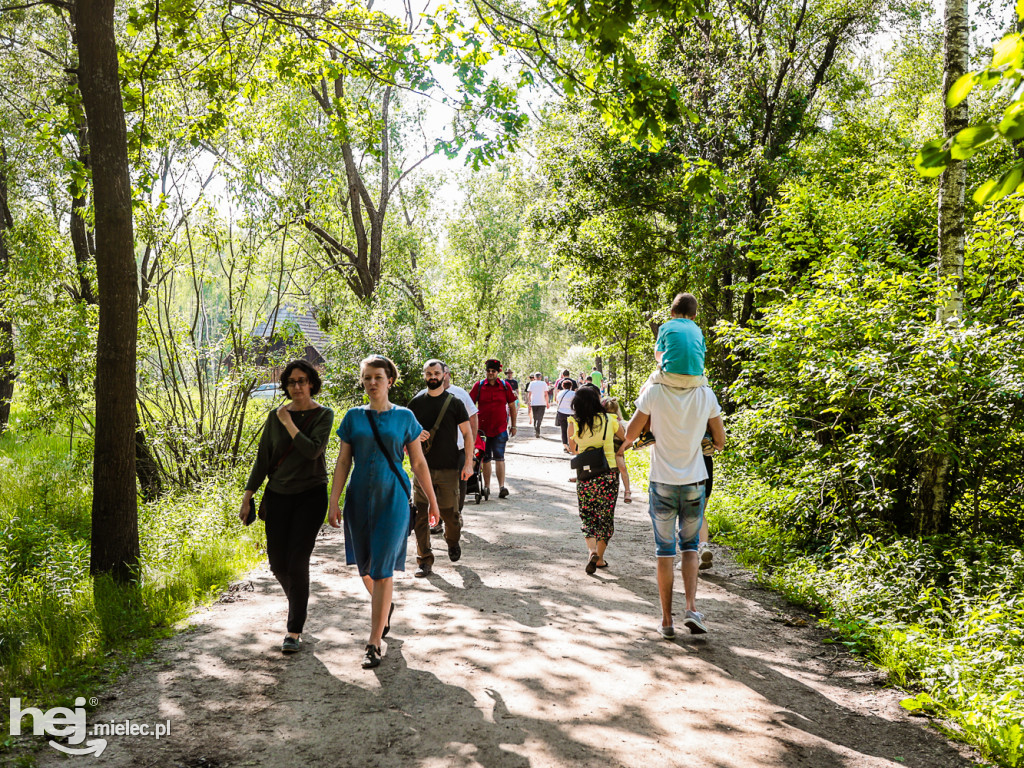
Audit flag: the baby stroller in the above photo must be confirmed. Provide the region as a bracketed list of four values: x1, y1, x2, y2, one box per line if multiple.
[465, 435, 487, 503]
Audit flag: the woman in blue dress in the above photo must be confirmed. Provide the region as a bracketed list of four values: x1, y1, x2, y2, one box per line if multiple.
[328, 355, 439, 669]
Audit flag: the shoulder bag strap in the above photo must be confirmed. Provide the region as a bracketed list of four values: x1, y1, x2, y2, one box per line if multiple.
[364, 409, 411, 496]
[268, 407, 322, 477]
[423, 394, 453, 455]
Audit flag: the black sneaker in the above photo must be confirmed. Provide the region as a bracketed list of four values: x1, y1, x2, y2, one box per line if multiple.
[449, 542, 462, 562]
[498, 486, 509, 498]
[281, 636, 300, 654]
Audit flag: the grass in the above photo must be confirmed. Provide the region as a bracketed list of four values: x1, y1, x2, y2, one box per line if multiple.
[0, 417, 266, 748]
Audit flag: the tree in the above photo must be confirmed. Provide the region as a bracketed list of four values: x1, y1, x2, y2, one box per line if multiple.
[914, 0, 970, 536]
[915, 1, 1024, 215]
[73, 0, 140, 580]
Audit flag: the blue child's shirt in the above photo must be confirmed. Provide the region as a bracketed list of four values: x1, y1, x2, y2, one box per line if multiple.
[655, 317, 706, 376]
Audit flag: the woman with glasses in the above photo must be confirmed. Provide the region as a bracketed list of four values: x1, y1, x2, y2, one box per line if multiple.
[240, 359, 335, 655]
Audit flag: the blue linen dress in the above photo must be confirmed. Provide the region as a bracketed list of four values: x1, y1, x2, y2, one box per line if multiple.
[337, 405, 422, 579]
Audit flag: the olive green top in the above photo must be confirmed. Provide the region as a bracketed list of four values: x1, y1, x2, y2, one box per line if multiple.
[245, 407, 335, 495]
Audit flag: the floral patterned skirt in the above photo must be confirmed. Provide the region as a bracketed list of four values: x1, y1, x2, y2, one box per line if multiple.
[577, 469, 619, 542]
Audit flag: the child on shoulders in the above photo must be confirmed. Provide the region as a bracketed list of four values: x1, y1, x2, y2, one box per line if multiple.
[646, 292, 708, 390]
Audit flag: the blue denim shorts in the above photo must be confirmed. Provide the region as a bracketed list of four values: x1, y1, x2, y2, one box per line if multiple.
[481, 431, 509, 462]
[648, 480, 705, 556]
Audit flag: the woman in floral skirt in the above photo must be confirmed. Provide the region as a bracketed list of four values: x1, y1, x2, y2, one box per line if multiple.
[568, 385, 625, 574]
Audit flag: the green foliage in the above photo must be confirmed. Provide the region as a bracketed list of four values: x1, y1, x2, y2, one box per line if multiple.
[0, 420, 264, 718]
[716, 167, 1024, 541]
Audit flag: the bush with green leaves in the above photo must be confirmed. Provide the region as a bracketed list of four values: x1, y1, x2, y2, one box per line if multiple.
[717, 176, 1024, 543]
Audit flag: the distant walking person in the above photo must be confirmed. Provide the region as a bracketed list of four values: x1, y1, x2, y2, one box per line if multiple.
[526, 372, 549, 437]
[328, 355, 440, 669]
[554, 378, 576, 453]
[568, 386, 625, 574]
[240, 360, 335, 655]
[589, 366, 604, 392]
[407, 359, 474, 577]
[620, 379, 725, 637]
[470, 359, 518, 499]
[503, 368, 520, 402]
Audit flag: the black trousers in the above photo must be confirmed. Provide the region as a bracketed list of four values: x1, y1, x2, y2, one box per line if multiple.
[532, 405, 545, 431]
[556, 412, 569, 445]
[263, 484, 327, 634]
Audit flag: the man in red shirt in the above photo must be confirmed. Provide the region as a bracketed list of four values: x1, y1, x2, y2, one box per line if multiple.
[469, 358, 518, 499]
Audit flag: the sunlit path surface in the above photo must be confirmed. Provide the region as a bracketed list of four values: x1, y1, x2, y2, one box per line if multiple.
[38, 420, 977, 768]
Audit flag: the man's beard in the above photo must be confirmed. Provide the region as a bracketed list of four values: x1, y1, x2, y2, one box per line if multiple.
[425, 379, 443, 390]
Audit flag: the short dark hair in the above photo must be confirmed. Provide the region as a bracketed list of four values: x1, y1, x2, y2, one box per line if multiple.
[671, 292, 698, 317]
[279, 359, 322, 398]
[423, 358, 446, 372]
[562, 369, 570, 377]
[361, 354, 400, 384]
[561, 379, 574, 390]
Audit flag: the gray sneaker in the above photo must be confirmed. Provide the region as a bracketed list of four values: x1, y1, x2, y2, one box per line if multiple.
[658, 624, 676, 639]
[683, 610, 708, 634]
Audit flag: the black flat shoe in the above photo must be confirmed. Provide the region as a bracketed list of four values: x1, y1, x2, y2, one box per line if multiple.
[362, 644, 382, 669]
[382, 602, 395, 638]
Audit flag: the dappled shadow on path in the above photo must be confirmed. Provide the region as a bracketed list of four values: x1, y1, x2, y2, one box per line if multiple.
[32, 435, 976, 768]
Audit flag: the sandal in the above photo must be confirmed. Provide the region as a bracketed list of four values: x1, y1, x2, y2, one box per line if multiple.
[585, 552, 600, 575]
[361, 643, 382, 669]
[623, 491, 632, 503]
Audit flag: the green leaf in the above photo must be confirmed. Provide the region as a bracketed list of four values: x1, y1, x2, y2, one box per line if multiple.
[999, 102, 1024, 140]
[950, 124, 998, 160]
[973, 163, 1024, 205]
[914, 139, 949, 178]
[991, 34, 1022, 68]
[946, 73, 976, 108]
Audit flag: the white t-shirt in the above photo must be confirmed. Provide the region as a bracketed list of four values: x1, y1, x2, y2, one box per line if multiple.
[634, 384, 721, 485]
[556, 389, 576, 414]
[415, 385, 478, 450]
[527, 379, 548, 406]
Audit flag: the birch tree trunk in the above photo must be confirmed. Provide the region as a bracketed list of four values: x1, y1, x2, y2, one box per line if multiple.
[74, 0, 141, 580]
[917, 0, 969, 536]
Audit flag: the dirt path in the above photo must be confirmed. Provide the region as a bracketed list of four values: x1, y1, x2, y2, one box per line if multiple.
[39, 419, 979, 768]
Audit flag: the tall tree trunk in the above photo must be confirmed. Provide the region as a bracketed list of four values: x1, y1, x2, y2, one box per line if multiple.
[917, 0, 969, 537]
[74, 0, 141, 580]
[0, 143, 14, 434]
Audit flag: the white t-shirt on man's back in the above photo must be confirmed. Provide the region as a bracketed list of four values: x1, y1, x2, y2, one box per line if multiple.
[634, 384, 721, 486]
[527, 379, 548, 406]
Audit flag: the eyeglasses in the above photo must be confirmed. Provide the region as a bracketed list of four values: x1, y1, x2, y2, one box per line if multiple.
[286, 378, 309, 387]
